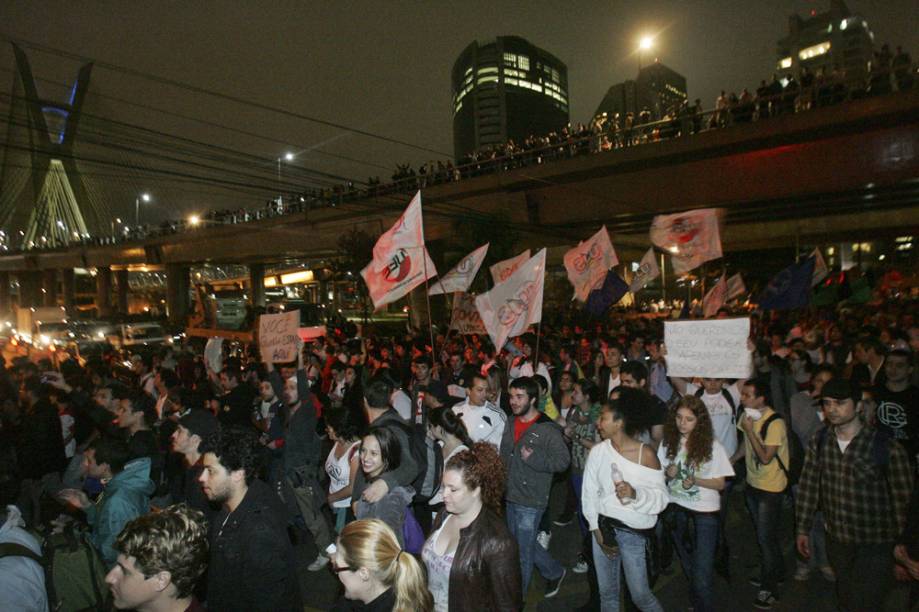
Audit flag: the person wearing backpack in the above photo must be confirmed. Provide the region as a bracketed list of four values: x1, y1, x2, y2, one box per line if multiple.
[795, 378, 914, 612]
[0, 466, 48, 612]
[733, 378, 788, 610]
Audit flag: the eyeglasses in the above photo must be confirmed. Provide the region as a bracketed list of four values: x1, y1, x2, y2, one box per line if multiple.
[330, 562, 354, 574]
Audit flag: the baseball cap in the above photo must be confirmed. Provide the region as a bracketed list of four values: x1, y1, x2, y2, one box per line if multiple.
[820, 379, 860, 403]
[179, 409, 219, 440]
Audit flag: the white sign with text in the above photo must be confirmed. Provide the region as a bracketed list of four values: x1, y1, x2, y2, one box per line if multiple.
[664, 317, 752, 379]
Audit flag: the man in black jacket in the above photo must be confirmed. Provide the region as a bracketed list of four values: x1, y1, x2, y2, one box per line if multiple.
[16, 378, 65, 526]
[199, 426, 301, 612]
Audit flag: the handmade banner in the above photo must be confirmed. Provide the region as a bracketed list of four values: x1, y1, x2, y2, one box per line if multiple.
[449, 292, 487, 334]
[476, 249, 546, 351]
[564, 226, 619, 301]
[664, 317, 752, 379]
[429, 243, 489, 295]
[259, 310, 300, 363]
[490, 250, 531, 285]
[629, 247, 661, 293]
[361, 191, 437, 309]
[650, 208, 723, 275]
[204, 337, 223, 372]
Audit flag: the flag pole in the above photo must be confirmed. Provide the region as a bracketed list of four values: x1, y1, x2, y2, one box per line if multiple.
[421, 259, 436, 355]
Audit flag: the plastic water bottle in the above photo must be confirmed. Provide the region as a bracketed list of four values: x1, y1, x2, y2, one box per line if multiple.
[611, 462, 633, 505]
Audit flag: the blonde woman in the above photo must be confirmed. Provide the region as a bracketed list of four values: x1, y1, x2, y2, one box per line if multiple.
[331, 519, 433, 612]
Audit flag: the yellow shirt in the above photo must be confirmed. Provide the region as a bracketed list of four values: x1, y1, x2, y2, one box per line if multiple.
[739, 407, 789, 493]
[542, 396, 560, 421]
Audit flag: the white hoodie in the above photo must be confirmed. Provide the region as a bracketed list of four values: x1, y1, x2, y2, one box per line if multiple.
[582, 440, 668, 531]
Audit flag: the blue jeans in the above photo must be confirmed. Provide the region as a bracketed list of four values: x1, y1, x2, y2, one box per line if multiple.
[593, 528, 664, 612]
[671, 508, 719, 612]
[744, 485, 785, 592]
[506, 502, 564, 593]
[571, 472, 588, 535]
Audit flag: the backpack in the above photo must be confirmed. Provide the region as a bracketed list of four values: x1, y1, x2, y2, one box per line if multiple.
[694, 386, 739, 422]
[388, 420, 444, 503]
[0, 521, 111, 612]
[759, 413, 805, 488]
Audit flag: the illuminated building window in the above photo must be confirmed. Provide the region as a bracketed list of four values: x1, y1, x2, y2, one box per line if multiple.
[477, 75, 498, 85]
[799, 42, 831, 61]
[840, 18, 848, 30]
[779, 56, 793, 69]
[477, 66, 498, 76]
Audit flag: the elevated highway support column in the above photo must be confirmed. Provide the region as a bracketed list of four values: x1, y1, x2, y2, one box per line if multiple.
[43, 269, 58, 307]
[18, 271, 42, 309]
[115, 269, 129, 315]
[0, 272, 10, 318]
[96, 266, 113, 318]
[61, 269, 75, 314]
[249, 264, 266, 309]
[166, 264, 190, 326]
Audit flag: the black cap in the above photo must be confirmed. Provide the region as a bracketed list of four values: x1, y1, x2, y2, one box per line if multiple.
[820, 379, 860, 403]
[421, 381, 460, 407]
[179, 409, 219, 440]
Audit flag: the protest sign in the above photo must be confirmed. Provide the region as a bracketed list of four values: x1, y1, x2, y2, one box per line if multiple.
[450, 293, 487, 334]
[259, 310, 301, 362]
[664, 317, 752, 379]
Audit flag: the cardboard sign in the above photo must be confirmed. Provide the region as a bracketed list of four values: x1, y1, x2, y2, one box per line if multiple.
[204, 337, 223, 372]
[450, 293, 487, 335]
[664, 317, 752, 379]
[259, 310, 300, 362]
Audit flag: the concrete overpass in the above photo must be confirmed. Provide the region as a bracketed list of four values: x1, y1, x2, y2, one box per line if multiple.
[2, 90, 918, 321]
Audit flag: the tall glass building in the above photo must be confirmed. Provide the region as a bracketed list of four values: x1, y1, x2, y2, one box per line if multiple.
[452, 36, 569, 160]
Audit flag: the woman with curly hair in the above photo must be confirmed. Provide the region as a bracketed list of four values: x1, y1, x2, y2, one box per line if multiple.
[657, 395, 735, 612]
[331, 518, 433, 612]
[422, 442, 521, 612]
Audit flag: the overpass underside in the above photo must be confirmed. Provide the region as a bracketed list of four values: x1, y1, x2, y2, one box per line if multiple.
[1, 91, 918, 272]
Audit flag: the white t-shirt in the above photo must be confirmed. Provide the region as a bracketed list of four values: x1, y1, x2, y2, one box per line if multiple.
[59, 413, 75, 458]
[325, 441, 360, 509]
[657, 438, 734, 512]
[391, 389, 412, 422]
[685, 382, 741, 457]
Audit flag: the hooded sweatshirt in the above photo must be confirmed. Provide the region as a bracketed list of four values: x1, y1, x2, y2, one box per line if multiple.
[85, 457, 155, 566]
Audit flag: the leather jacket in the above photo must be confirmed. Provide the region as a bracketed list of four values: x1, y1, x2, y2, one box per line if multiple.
[432, 507, 521, 612]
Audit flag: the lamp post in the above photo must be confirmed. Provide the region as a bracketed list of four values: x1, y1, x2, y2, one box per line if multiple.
[111, 217, 122, 238]
[638, 36, 654, 74]
[135, 192, 151, 229]
[277, 152, 294, 206]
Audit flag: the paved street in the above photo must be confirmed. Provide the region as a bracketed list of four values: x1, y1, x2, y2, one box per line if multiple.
[297, 483, 911, 611]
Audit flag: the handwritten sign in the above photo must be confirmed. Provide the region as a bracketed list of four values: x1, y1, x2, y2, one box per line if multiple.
[450, 293, 487, 334]
[259, 310, 300, 363]
[664, 317, 752, 379]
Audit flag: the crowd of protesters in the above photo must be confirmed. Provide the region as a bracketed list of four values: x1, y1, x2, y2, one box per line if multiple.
[15, 49, 915, 255]
[0, 286, 917, 611]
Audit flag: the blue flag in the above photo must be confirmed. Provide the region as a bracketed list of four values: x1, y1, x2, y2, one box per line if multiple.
[585, 270, 629, 317]
[758, 256, 816, 310]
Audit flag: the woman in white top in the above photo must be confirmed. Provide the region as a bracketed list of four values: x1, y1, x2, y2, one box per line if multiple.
[582, 389, 668, 612]
[324, 406, 362, 533]
[427, 406, 473, 513]
[658, 396, 734, 612]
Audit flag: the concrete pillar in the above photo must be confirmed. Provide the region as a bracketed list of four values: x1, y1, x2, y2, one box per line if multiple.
[115, 269, 129, 314]
[248, 263, 266, 308]
[96, 266, 113, 318]
[165, 264, 190, 326]
[17, 271, 41, 308]
[61, 269, 75, 314]
[42, 269, 58, 307]
[0, 271, 10, 317]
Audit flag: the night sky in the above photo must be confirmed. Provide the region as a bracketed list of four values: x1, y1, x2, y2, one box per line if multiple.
[1, 1, 917, 222]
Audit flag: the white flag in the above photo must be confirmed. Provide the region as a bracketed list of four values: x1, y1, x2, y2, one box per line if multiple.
[650, 208, 723, 275]
[429, 243, 489, 295]
[361, 192, 437, 309]
[476, 249, 546, 351]
[811, 248, 828, 287]
[564, 226, 619, 301]
[372, 191, 425, 268]
[490, 249, 531, 285]
[702, 276, 728, 318]
[629, 248, 661, 293]
[726, 273, 746, 300]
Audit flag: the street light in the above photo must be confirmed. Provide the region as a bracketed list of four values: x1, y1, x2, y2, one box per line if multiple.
[111, 217, 123, 238]
[638, 35, 654, 72]
[188, 214, 201, 227]
[277, 152, 294, 205]
[135, 192, 151, 228]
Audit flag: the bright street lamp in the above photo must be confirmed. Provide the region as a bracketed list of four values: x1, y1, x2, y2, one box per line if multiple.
[135, 192, 152, 228]
[188, 214, 201, 227]
[638, 35, 654, 72]
[277, 153, 294, 205]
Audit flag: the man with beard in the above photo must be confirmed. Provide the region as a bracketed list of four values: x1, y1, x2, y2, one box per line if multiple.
[198, 427, 300, 612]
